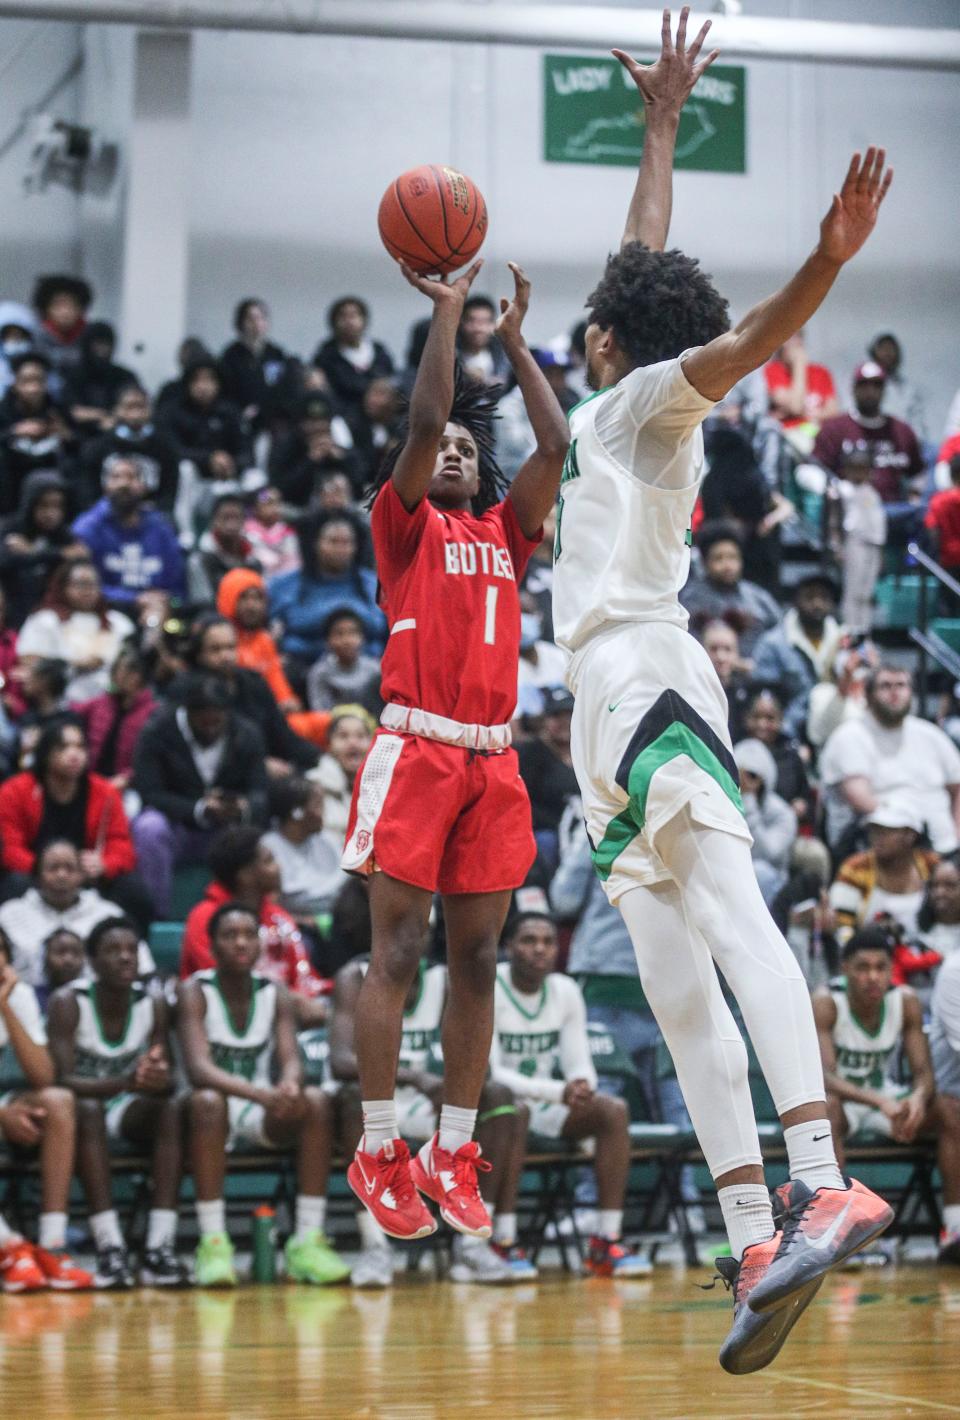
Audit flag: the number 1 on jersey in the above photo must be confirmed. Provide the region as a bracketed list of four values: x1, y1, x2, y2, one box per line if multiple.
[484, 584, 498, 645]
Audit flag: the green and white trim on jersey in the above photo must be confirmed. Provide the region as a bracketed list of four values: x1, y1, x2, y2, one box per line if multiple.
[196, 969, 277, 1086]
[70, 980, 155, 1080]
[591, 688, 744, 884]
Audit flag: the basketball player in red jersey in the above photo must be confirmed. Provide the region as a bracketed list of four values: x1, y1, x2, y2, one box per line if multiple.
[343, 258, 569, 1240]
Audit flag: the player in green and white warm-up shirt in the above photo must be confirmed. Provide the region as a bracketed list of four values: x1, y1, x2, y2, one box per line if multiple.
[491, 911, 648, 1277]
[178, 901, 348, 1289]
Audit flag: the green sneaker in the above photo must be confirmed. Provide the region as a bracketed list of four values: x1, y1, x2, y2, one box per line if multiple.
[284, 1230, 350, 1286]
[195, 1233, 237, 1288]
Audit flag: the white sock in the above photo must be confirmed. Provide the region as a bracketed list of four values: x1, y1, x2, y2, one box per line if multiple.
[943, 1203, 960, 1234]
[196, 1198, 226, 1237]
[0, 1212, 21, 1246]
[597, 1209, 623, 1242]
[361, 1100, 399, 1154]
[718, 1183, 776, 1262]
[147, 1209, 178, 1251]
[90, 1209, 124, 1252]
[296, 1196, 327, 1240]
[494, 1212, 517, 1248]
[784, 1119, 845, 1192]
[38, 1211, 68, 1251]
[357, 1208, 388, 1250]
[438, 1104, 476, 1155]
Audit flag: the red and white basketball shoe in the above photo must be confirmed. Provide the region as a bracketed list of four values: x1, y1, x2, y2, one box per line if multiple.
[410, 1134, 492, 1237]
[347, 1139, 437, 1240]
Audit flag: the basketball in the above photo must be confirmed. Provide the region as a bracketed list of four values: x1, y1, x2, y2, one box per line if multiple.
[378, 164, 488, 276]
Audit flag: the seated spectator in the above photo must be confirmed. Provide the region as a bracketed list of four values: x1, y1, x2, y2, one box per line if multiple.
[178, 826, 326, 1012]
[178, 901, 348, 1287]
[80, 383, 180, 514]
[806, 636, 877, 750]
[17, 559, 134, 702]
[0, 352, 71, 514]
[517, 687, 579, 873]
[829, 802, 938, 946]
[72, 644, 158, 793]
[763, 330, 838, 438]
[313, 468, 358, 516]
[0, 471, 85, 627]
[813, 361, 925, 543]
[733, 739, 797, 905]
[270, 511, 385, 664]
[0, 839, 154, 988]
[0, 586, 23, 736]
[924, 454, 960, 582]
[47, 916, 186, 1289]
[491, 912, 648, 1277]
[263, 776, 344, 926]
[516, 610, 567, 717]
[917, 853, 960, 961]
[457, 296, 511, 388]
[244, 486, 300, 581]
[0, 928, 92, 1294]
[313, 296, 394, 420]
[64, 322, 138, 439]
[12, 656, 68, 770]
[218, 297, 301, 433]
[155, 336, 213, 415]
[186, 492, 262, 606]
[680, 522, 781, 660]
[347, 376, 401, 485]
[31, 274, 93, 394]
[0, 720, 148, 927]
[819, 664, 960, 856]
[772, 855, 838, 993]
[814, 926, 960, 1269]
[752, 571, 845, 739]
[867, 332, 926, 439]
[72, 454, 186, 622]
[743, 690, 811, 824]
[35, 926, 85, 1013]
[131, 673, 268, 917]
[497, 349, 577, 480]
[700, 419, 789, 592]
[930, 950, 960, 1260]
[171, 612, 319, 772]
[332, 954, 530, 1285]
[0, 300, 37, 396]
[702, 619, 752, 742]
[158, 356, 248, 484]
[309, 705, 374, 845]
[305, 609, 382, 719]
[825, 448, 886, 634]
[269, 393, 362, 505]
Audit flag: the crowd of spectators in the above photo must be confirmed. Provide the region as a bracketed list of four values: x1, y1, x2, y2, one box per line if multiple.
[1, 271, 960, 1288]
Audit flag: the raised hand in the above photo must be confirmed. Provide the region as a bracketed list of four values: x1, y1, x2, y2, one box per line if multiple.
[398, 258, 483, 306]
[612, 6, 719, 116]
[818, 147, 893, 266]
[494, 262, 531, 351]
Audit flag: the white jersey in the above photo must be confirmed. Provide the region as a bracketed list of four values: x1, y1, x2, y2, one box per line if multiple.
[197, 970, 277, 1087]
[398, 964, 445, 1074]
[70, 980, 155, 1080]
[552, 356, 715, 658]
[491, 965, 597, 1102]
[831, 985, 905, 1090]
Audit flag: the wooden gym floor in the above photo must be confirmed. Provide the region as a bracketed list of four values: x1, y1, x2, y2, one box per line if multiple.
[1, 1264, 959, 1419]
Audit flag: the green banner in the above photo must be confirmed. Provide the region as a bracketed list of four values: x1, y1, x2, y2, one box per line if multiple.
[543, 55, 746, 173]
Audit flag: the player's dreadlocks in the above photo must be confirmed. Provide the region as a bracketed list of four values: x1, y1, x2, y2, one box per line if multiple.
[366, 364, 508, 515]
[587, 242, 730, 370]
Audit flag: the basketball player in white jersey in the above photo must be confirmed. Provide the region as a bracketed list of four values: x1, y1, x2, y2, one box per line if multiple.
[552, 8, 894, 1372]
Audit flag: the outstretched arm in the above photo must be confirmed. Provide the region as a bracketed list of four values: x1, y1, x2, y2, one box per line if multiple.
[615, 6, 719, 251]
[500, 264, 570, 538]
[390, 260, 483, 512]
[684, 147, 893, 402]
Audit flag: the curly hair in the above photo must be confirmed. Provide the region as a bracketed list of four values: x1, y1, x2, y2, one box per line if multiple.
[586, 242, 730, 369]
[366, 365, 507, 515]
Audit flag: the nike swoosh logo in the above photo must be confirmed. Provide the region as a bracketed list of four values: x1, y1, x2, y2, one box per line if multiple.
[812, 1132, 832, 1142]
[356, 1159, 377, 1195]
[805, 1199, 852, 1252]
[607, 698, 624, 713]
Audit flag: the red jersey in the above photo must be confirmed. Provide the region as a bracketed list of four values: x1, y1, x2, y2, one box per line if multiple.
[764, 360, 836, 429]
[925, 488, 960, 569]
[372, 480, 541, 726]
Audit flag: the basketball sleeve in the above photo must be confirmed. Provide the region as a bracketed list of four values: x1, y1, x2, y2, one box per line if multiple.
[594, 355, 716, 490]
[557, 978, 598, 1090]
[371, 480, 432, 584]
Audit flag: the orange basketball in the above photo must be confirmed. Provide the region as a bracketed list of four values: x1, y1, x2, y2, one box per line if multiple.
[378, 164, 488, 276]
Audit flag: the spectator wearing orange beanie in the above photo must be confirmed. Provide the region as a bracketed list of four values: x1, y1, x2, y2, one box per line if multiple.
[216, 567, 331, 749]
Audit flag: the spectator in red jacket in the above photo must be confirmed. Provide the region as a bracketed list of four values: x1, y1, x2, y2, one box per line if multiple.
[179, 825, 327, 1025]
[70, 645, 158, 792]
[0, 718, 152, 928]
[925, 455, 960, 581]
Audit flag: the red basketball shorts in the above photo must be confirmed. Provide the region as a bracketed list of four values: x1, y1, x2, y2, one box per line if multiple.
[341, 729, 536, 896]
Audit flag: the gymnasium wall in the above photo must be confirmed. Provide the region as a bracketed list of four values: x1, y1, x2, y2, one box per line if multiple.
[0, 2, 956, 427]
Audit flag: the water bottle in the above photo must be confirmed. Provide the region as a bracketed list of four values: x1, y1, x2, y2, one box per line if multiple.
[251, 1205, 277, 1283]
